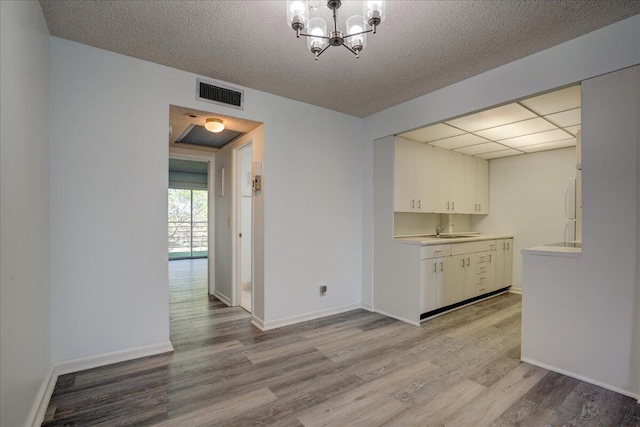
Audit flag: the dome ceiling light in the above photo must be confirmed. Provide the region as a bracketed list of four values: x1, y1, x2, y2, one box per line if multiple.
[205, 118, 225, 133]
[287, 0, 386, 60]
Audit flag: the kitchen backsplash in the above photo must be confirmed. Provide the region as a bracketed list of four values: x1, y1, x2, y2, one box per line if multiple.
[394, 213, 473, 236]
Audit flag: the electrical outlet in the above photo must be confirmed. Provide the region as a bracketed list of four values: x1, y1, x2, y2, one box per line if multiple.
[319, 285, 327, 296]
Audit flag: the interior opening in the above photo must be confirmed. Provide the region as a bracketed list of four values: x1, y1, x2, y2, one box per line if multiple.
[237, 143, 253, 313]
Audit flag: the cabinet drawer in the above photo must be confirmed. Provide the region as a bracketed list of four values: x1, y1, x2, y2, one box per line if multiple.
[477, 253, 489, 264]
[451, 241, 488, 255]
[486, 240, 498, 251]
[477, 264, 487, 274]
[421, 244, 451, 259]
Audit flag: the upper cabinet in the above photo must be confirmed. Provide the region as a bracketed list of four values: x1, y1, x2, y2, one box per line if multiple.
[396, 138, 489, 215]
[394, 137, 434, 213]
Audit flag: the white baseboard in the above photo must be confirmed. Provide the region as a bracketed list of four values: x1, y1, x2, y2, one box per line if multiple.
[521, 357, 640, 401]
[374, 308, 420, 326]
[509, 287, 522, 295]
[260, 303, 362, 330]
[213, 289, 231, 306]
[250, 315, 265, 331]
[55, 341, 174, 375]
[361, 302, 373, 312]
[27, 365, 57, 427]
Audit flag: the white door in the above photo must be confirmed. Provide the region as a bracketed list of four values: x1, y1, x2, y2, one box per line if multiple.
[462, 253, 477, 300]
[441, 255, 464, 307]
[394, 138, 418, 212]
[495, 240, 505, 290]
[504, 239, 513, 287]
[421, 259, 438, 313]
[236, 143, 253, 313]
[416, 144, 435, 212]
[486, 250, 497, 291]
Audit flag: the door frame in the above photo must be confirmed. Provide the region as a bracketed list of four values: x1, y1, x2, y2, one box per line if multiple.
[232, 140, 253, 309]
[168, 150, 216, 296]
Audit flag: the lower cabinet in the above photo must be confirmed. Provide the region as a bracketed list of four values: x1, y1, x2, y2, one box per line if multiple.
[421, 238, 513, 316]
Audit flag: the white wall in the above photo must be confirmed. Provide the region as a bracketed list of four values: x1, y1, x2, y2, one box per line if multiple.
[360, 15, 640, 304]
[472, 147, 577, 291]
[522, 66, 639, 398]
[49, 36, 363, 360]
[0, 2, 52, 425]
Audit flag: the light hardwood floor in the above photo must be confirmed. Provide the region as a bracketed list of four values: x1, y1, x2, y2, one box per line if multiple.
[42, 259, 640, 426]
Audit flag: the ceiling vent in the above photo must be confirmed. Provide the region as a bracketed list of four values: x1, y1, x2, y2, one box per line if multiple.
[196, 78, 244, 110]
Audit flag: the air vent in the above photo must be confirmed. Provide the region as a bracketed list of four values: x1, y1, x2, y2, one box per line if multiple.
[196, 78, 244, 110]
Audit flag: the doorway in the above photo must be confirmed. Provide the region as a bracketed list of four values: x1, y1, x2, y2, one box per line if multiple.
[236, 143, 253, 313]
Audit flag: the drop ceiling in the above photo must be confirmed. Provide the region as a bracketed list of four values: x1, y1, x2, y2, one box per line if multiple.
[399, 85, 581, 158]
[38, 1, 640, 117]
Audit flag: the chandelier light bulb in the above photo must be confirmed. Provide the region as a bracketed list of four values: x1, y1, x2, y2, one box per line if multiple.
[364, 0, 386, 29]
[287, 0, 309, 31]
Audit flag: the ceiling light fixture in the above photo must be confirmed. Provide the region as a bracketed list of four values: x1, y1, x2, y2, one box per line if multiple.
[205, 118, 225, 133]
[287, 0, 386, 60]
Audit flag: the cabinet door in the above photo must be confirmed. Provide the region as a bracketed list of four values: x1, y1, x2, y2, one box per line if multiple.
[416, 144, 435, 212]
[463, 155, 476, 214]
[462, 253, 478, 300]
[433, 147, 451, 213]
[440, 255, 464, 307]
[394, 138, 417, 212]
[421, 259, 438, 313]
[495, 240, 505, 289]
[449, 151, 465, 213]
[476, 158, 489, 214]
[504, 239, 513, 287]
[486, 250, 497, 292]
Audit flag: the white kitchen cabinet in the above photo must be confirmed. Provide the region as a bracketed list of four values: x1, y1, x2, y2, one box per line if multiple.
[463, 155, 477, 214]
[476, 158, 489, 214]
[449, 151, 465, 213]
[439, 256, 464, 308]
[421, 259, 438, 313]
[494, 238, 513, 289]
[433, 146, 451, 213]
[461, 253, 478, 300]
[394, 138, 434, 212]
[476, 250, 496, 295]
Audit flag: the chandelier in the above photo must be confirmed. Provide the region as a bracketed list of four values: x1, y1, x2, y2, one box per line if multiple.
[287, 1, 387, 60]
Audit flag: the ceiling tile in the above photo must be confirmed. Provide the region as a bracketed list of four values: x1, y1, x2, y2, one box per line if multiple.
[498, 128, 573, 147]
[445, 103, 536, 132]
[400, 123, 465, 143]
[475, 117, 557, 140]
[455, 142, 508, 155]
[564, 125, 581, 136]
[544, 108, 581, 127]
[519, 138, 577, 153]
[477, 149, 522, 159]
[520, 85, 581, 115]
[429, 133, 490, 150]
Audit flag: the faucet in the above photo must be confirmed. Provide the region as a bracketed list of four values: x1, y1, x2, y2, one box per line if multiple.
[436, 223, 446, 237]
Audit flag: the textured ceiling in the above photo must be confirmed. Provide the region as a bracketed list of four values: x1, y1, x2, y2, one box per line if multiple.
[40, 1, 640, 117]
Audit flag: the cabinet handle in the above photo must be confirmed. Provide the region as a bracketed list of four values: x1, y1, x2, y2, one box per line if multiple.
[461, 259, 465, 268]
[502, 242, 505, 250]
[467, 257, 470, 267]
[489, 254, 492, 262]
[411, 199, 415, 209]
[479, 203, 481, 211]
[446, 202, 450, 210]
[417, 200, 421, 209]
[433, 262, 437, 273]
[452, 202, 455, 210]
[440, 262, 443, 272]
[507, 242, 510, 250]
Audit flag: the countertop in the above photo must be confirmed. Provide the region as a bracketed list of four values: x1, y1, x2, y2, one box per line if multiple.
[394, 233, 513, 246]
[521, 242, 582, 258]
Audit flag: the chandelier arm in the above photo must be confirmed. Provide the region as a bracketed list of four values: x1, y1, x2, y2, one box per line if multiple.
[299, 33, 331, 40]
[342, 43, 358, 56]
[344, 29, 373, 38]
[315, 44, 331, 60]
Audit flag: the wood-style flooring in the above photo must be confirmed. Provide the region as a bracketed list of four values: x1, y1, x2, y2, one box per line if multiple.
[43, 259, 640, 426]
